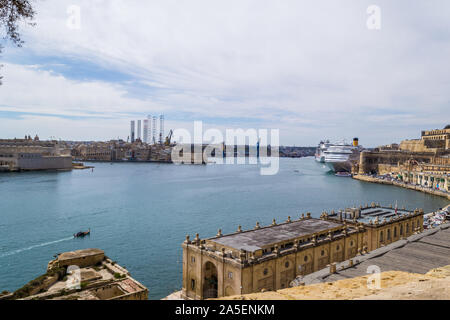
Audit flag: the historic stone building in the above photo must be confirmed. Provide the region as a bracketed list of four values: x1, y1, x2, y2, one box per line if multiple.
[357, 126, 450, 175]
[323, 204, 424, 251]
[0, 138, 72, 171]
[181, 205, 424, 299]
[400, 125, 450, 153]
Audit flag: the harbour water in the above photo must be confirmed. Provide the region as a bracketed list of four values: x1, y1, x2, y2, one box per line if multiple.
[0, 157, 448, 299]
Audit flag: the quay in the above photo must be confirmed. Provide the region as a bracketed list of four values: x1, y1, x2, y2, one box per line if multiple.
[353, 174, 450, 201]
[351, 125, 450, 202]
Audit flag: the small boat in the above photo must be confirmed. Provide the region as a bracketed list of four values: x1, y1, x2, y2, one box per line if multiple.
[74, 228, 90, 238]
[335, 172, 352, 177]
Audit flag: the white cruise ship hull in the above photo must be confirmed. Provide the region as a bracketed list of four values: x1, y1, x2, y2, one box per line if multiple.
[325, 160, 353, 173]
[324, 143, 361, 173]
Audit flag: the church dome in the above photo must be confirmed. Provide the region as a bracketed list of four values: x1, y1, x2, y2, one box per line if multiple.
[445, 124, 450, 129]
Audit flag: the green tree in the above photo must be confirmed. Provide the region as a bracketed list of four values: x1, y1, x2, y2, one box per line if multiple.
[0, 0, 36, 84]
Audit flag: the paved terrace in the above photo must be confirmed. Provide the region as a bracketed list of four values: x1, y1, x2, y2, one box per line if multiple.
[297, 223, 450, 286]
[210, 218, 343, 252]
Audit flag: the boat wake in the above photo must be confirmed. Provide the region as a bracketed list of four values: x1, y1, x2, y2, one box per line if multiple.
[0, 237, 73, 259]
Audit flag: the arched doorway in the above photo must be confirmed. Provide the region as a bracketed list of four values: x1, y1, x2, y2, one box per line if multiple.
[203, 261, 218, 299]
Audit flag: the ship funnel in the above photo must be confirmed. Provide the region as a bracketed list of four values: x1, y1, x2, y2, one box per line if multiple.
[353, 137, 359, 147]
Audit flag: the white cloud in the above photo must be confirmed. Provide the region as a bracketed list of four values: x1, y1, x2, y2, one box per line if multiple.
[1, 0, 449, 145]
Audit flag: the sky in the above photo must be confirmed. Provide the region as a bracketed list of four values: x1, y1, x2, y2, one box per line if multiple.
[0, 0, 449, 146]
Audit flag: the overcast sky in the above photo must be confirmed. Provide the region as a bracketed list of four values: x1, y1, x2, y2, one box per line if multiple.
[0, 0, 449, 146]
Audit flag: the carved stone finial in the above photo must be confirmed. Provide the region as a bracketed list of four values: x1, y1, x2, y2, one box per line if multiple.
[237, 225, 242, 233]
[287, 216, 291, 223]
[306, 212, 311, 218]
[272, 219, 277, 226]
[255, 221, 261, 229]
[328, 231, 333, 240]
[216, 229, 223, 237]
[240, 250, 246, 261]
[273, 245, 279, 255]
[185, 235, 190, 243]
[194, 233, 200, 245]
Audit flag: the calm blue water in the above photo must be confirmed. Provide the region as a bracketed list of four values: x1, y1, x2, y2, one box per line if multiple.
[0, 157, 448, 299]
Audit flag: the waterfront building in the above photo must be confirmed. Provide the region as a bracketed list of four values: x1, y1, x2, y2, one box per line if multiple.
[71, 140, 172, 163]
[322, 204, 424, 251]
[357, 126, 450, 175]
[0, 139, 72, 172]
[181, 205, 424, 299]
[400, 171, 449, 192]
[399, 125, 450, 153]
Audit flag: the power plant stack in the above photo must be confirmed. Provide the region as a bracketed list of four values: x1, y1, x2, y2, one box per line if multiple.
[143, 118, 149, 144]
[130, 120, 135, 143]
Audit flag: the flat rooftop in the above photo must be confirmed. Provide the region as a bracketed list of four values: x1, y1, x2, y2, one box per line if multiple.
[330, 207, 414, 224]
[210, 218, 343, 252]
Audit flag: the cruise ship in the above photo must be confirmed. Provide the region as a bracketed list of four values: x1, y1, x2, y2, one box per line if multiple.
[314, 140, 331, 163]
[324, 138, 362, 172]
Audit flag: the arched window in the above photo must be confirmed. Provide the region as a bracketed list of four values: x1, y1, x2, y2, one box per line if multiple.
[394, 227, 397, 237]
[387, 229, 391, 240]
[400, 225, 403, 235]
[380, 231, 384, 242]
[406, 224, 409, 233]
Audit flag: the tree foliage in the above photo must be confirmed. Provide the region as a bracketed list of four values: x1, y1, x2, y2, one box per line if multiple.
[0, 0, 35, 84]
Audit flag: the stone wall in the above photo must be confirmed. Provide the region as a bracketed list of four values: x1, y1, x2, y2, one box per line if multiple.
[17, 155, 73, 170]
